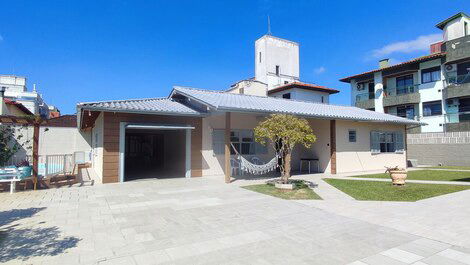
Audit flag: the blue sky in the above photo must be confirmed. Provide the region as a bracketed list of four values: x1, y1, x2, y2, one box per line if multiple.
[0, 1, 468, 114]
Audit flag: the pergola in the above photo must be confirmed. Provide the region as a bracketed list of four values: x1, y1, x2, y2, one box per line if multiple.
[0, 115, 47, 190]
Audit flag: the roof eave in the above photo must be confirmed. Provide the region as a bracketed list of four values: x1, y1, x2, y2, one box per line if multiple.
[77, 106, 206, 117]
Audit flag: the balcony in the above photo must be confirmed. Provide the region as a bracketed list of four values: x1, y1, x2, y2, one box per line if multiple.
[444, 74, 470, 99]
[444, 35, 470, 64]
[355, 92, 375, 109]
[444, 112, 470, 132]
[383, 85, 420, 107]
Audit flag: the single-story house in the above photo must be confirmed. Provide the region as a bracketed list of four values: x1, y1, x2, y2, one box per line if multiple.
[77, 86, 422, 183]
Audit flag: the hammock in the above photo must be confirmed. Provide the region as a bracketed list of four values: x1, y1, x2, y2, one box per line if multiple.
[231, 143, 278, 175]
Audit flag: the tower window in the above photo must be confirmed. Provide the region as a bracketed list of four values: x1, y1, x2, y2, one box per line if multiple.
[259, 52, 262, 63]
[321, 96, 324, 103]
[282, 93, 291, 99]
[275, 65, 280, 76]
[465, 21, 468, 36]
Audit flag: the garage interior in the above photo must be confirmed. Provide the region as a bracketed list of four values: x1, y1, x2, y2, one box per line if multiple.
[124, 128, 186, 181]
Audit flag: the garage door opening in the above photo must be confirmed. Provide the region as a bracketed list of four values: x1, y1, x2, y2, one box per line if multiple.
[121, 124, 192, 182]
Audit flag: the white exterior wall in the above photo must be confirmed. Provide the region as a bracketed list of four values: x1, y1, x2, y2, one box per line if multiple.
[335, 120, 407, 173]
[39, 127, 92, 157]
[374, 72, 385, 113]
[255, 35, 299, 90]
[418, 59, 446, 132]
[91, 112, 104, 181]
[443, 16, 470, 41]
[269, 88, 329, 103]
[227, 80, 268, 97]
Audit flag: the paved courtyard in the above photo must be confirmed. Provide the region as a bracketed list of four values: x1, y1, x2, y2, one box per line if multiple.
[1, 176, 470, 264]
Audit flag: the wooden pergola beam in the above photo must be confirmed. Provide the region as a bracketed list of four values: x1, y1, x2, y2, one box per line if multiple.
[0, 115, 44, 190]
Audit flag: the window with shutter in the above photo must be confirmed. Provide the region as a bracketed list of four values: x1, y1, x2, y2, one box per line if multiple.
[394, 131, 404, 153]
[370, 131, 380, 154]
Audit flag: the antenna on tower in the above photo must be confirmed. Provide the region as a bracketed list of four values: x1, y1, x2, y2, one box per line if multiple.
[267, 15, 272, 35]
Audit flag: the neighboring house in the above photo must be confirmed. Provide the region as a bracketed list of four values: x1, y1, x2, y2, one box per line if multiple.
[0, 75, 51, 118]
[1, 98, 34, 116]
[77, 86, 420, 184]
[227, 35, 339, 102]
[340, 12, 470, 133]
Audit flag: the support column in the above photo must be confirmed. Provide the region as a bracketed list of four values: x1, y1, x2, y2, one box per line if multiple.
[224, 112, 231, 183]
[330, 120, 336, 174]
[32, 123, 39, 190]
[185, 129, 191, 178]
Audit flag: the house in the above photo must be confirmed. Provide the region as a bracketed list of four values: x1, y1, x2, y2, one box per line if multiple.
[227, 35, 339, 103]
[77, 86, 420, 184]
[0, 75, 53, 119]
[340, 12, 470, 133]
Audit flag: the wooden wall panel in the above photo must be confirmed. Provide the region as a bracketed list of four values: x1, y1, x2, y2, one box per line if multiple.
[101, 112, 203, 183]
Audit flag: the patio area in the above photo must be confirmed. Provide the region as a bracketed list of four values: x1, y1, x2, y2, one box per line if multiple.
[1, 175, 470, 264]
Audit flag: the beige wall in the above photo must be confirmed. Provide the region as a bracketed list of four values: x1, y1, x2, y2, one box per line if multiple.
[335, 120, 406, 173]
[227, 81, 267, 97]
[91, 112, 104, 181]
[201, 112, 276, 176]
[39, 127, 92, 156]
[291, 119, 331, 173]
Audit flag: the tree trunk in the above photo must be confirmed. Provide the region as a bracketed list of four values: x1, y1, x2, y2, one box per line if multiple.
[283, 152, 291, 183]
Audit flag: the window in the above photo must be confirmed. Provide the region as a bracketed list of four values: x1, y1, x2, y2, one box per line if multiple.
[239, 87, 244, 94]
[465, 21, 468, 36]
[275, 65, 280, 76]
[212, 129, 267, 155]
[396, 75, 414, 94]
[284, 81, 289, 84]
[397, 105, 415, 120]
[370, 131, 404, 154]
[348, 130, 356, 143]
[368, 83, 375, 99]
[321, 96, 324, 103]
[423, 101, 442, 116]
[421, 66, 441, 83]
[282, 93, 291, 99]
[259, 52, 262, 63]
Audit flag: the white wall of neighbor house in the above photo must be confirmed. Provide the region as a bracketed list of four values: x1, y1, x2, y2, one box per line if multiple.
[335, 120, 406, 173]
[443, 16, 469, 41]
[38, 127, 92, 156]
[269, 88, 330, 103]
[291, 119, 331, 173]
[227, 80, 268, 97]
[91, 112, 104, 181]
[201, 112, 276, 176]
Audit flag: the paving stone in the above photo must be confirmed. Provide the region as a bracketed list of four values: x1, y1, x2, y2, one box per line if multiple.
[380, 248, 424, 263]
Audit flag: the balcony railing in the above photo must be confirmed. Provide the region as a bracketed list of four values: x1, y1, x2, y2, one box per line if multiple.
[384, 84, 419, 96]
[355, 92, 374, 102]
[444, 74, 470, 86]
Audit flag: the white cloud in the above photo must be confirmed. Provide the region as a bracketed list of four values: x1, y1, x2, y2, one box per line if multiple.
[371, 33, 442, 58]
[314, 66, 326, 74]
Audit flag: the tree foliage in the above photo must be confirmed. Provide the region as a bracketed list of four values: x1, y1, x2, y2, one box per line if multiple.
[254, 114, 316, 183]
[0, 125, 30, 167]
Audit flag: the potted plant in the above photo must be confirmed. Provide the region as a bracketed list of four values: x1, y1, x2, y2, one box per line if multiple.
[254, 114, 317, 190]
[385, 166, 407, 185]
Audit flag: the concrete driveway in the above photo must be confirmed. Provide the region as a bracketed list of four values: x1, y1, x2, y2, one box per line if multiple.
[1, 176, 470, 265]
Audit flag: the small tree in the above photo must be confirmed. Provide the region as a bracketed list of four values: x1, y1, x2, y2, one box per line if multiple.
[254, 114, 316, 183]
[0, 124, 30, 167]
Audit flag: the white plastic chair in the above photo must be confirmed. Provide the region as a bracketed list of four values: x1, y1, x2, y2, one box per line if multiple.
[230, 157, 242, 176]
[250, 156, 263, 165]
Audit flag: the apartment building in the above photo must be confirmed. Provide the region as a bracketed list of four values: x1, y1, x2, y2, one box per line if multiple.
[340, 12, 470, 133]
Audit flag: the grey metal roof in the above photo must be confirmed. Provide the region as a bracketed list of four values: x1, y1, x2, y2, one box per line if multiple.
[172, 86, 423, 125]
[77, 97, 201, 115]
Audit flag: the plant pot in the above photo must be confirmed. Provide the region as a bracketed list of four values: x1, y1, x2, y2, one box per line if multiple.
[275, 182, 295, 190]
[389, 170, 407, 185]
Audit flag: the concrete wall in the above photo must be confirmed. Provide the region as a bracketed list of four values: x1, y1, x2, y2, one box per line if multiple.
[335, 120, 407, 173]
[408, 131, 470, 166]
[39, 127, 91, 156]
[227, 80, 267, 97]
[443, 16, 469, 42]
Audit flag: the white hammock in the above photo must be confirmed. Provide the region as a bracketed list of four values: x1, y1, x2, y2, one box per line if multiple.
[239, 155, 278, 175]
[231, 143, 278, 175]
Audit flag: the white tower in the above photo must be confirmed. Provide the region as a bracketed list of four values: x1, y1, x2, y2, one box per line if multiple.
[255, 35, 300, 90]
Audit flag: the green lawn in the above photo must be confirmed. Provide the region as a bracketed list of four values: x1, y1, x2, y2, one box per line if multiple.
[350, 170, 470, 182]
[425, 166, 470, 170]
[324, 179, 470, 201]
[242, 184, 322, 200]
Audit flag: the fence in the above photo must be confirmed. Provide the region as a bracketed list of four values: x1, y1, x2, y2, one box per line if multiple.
[7, 154, 75, 177]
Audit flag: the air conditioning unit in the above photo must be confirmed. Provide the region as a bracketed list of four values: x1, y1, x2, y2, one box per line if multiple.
[356, 83, 363, 90]
[445, 64, 454, 72]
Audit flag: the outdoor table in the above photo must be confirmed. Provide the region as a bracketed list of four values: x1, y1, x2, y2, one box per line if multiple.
[299, 158, 319, 174]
